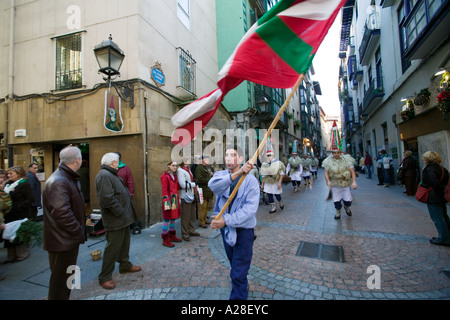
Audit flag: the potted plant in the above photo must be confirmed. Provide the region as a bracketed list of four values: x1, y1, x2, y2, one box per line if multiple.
[400, 100, 415, 121]
[414, 88, 431, 105]
[14, 220, 43, 247]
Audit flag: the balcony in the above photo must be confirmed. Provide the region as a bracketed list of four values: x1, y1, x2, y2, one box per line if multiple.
[362, 77, 384, 115]
[359, 12, 381, 66]
[347, 55, 356, 80]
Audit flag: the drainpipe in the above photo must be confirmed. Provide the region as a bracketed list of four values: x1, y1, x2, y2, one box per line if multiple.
[9, 0, 15, 99]
[6, 0, 15, 167]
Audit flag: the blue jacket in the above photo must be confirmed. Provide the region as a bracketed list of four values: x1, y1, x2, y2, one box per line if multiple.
[208, 169, 259, 246]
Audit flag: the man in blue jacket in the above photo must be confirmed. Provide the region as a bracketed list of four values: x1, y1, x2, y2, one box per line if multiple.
[209, 144, 259, 300]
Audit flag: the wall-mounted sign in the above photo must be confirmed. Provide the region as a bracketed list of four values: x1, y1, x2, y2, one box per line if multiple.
[104, 90, 123, 133]
[151, 61, 165, 87]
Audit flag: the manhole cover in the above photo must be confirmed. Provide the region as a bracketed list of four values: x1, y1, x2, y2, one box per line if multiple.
[441, 270, 450, 280]
[296, 241, 345, 263]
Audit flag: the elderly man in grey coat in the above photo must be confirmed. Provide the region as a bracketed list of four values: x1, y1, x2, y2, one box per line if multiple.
[94, 152, 141, 290]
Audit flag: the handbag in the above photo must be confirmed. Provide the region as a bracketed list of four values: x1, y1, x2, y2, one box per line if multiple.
[197, 187, 204, 205]
[397, 165, 404, 180]
[415, 183, 432, 203]
[184, 181, 195, 203]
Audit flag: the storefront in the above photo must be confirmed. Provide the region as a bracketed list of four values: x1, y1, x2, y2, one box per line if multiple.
[1, 80, 233, 227]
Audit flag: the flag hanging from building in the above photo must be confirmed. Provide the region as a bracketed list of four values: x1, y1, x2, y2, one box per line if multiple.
[171, 0, 346, 146]
[330, 120, 342, 151]
[104, 90, 123, 133]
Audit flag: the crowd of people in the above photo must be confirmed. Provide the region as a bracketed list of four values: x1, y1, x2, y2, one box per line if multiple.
[0, 143, 448, 300]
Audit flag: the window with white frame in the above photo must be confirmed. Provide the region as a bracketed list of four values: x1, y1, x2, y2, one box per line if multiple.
[177, 0, 190, 30]
[177, 47, 196, 94]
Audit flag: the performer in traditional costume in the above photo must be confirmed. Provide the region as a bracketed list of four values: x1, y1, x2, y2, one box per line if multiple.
[301, 146, 313, 189]
[286, 140, 302, 192]
[260, 140, 285, 214]
[322, 144, 357, 220]
[310, 151, 319, 180]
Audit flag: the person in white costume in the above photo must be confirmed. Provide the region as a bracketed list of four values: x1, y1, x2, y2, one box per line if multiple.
[301, 152, 313, 189]
[322, 146, 357, 220]
[260, 148, 285, 214]
[310, 153, 319, 180]
[286, 140, 302, 192]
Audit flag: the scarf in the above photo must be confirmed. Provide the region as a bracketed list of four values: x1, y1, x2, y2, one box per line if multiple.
[4, 178, 26, 194]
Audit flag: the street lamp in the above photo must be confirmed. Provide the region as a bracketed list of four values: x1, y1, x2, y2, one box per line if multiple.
[93, 35, 134, 108]
[94, 34, 125, 82]
[257, 97, 270, 113]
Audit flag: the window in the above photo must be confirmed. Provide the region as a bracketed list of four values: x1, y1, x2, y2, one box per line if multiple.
[177, 47, 196, 94]
[55, 32, 83, 91]
[397, 2, 411, 72]
[405, 1, 426, 47]
[399, 0, 446, 51]
[375, 48, 383, 90]
[177, 0, 190, 30]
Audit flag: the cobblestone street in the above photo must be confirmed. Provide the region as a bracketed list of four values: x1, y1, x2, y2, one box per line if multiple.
[1, 169, 449, 301]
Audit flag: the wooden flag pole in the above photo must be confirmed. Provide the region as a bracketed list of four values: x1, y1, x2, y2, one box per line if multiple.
[214, 73, 305, 221]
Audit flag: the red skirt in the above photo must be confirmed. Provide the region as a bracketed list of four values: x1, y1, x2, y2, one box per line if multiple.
[162, 207, 180, 220]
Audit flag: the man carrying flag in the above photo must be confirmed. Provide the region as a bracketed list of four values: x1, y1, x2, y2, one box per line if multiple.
[209, 144, 259, 300]
[171, 0, 347, 146]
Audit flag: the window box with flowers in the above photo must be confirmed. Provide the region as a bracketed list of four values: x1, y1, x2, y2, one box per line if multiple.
[436, 71, 450, 120]
[400, 100, 415, 121]
[436, 90, 450, 120]
[413, 88, 431, 105]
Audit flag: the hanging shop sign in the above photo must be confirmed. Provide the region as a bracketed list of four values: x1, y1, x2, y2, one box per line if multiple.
[104, 90, 124, 133]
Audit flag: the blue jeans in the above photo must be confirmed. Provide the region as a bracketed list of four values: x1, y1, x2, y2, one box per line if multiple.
[221, 228, 254, 300]
[366, 165, 373, 179]
[383, 168, 390, 185]
[427, 203, 450, 244]
[267, 193, 281, 203]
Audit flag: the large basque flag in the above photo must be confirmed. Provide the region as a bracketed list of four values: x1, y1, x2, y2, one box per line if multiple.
[172, 0, 346, 146]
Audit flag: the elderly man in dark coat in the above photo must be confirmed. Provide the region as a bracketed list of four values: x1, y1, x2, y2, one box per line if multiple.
[43, 146, 86, 300]
[94, 152, 141, 290]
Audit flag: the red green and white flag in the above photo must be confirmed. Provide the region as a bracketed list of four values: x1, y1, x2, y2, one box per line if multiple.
[172, 0, 346, 146]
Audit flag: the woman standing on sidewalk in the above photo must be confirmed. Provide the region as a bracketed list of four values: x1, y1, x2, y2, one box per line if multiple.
[402, 151, 418, 196]
[421, 151, 450, 246]
[3, 166, 34, 262]
[160, 161, 182, 247]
